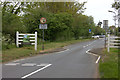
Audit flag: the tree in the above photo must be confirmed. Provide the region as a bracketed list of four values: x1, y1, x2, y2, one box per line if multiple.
[2, 2, 27, 43]
[112, 1, 120, 10]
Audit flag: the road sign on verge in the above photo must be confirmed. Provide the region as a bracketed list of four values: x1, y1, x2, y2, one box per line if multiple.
[23, 34, 30, 43]
[89, 29, 91, 33]
[39, 24, 47, 29]
[40, 17, 47, 24]
[103, 20, 109, 31]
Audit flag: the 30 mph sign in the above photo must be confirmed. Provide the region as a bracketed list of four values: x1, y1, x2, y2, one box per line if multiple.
[40, 17, 47, 24]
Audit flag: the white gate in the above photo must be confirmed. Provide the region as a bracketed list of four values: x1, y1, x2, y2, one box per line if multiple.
[107, 34, 120, 52]
[16, 31, 37, 50]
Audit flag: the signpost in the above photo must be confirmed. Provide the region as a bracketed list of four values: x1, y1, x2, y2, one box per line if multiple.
[103, 20, 109, 48]
[40, 17, 47, 24]
[39, 24, 47, 29]
[89, 29, 91, 33]
[39, 17, 47, 50]
[103, 20, 108, 31]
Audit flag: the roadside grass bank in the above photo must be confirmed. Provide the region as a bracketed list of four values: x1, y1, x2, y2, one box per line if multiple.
[99, 48, 119, 78]
[2, 38, 93, 63]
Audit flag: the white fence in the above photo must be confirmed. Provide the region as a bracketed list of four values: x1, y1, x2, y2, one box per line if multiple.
[16, 31, 37, 50]
[107, 34, 120, 52]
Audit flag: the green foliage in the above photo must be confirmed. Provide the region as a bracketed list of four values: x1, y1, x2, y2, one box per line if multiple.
[112, 1, 120, 10]
[2, 1, 105, 50]
[2, 34, 16, 50]
[99, 48, 118, 78]
[92, 26, 105, 35]
[23, 8, 73, 41]
[2, 12, 25, 36]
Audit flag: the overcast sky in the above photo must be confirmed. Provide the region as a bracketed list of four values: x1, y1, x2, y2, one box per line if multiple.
[79, 0, 115, 27]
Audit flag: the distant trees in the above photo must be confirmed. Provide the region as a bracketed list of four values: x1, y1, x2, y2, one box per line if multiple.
[1, 1, 105, 45]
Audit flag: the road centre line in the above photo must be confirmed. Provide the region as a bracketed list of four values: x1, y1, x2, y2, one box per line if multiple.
[83, 41, 95, 48]
[37, 63, 49, 67]
[83, 45, 89, 48]
[5, 63, 20, 66]
[21, 63, 36, 67]
[21, 64, 52, 79]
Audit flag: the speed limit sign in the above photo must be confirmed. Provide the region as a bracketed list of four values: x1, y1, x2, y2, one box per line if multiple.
[40, 17, 47, 24]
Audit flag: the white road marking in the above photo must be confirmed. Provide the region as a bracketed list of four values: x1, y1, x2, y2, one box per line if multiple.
[13, 59, 25, 62]
[86, 49, 91, 54]
[57, 49, 69, 53]
[21, 64, 52, 79]
[83, 40, 96, 48]
[91, 53, 98, 56]
[21, 63, 36, 67]
[96, 56, 101, 63]
[83, 45, 89, 48]
[88, 44, 91, 46]
[5, 63, 20, 66]
[83, 46, 86, 48]
[86, 49, 101, 64]
[36, 63, 49, 67]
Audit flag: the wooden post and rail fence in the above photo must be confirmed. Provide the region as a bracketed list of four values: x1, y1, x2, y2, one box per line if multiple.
[16, 31, 37, 50]
[107, 34, 120, 52]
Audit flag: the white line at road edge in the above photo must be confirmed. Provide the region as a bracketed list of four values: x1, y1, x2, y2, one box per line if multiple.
[57, 49, 69, 53]
[21, 64, 52, 79]
[86, 49, 101, 64]
[13, 59, 25, 62]
[96, 56, 101, 63]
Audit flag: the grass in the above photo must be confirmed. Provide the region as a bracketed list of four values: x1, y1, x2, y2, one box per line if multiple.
[2, 38, 92, 63]
[99, 48, 119, 78]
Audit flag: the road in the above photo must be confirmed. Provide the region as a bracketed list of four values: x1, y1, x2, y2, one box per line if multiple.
[2, 39, 104, 79]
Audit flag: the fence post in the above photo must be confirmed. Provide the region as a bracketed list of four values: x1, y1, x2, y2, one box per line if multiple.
[107, 34, 110, 52]
[35, 32, 37, 51]
[16, 31, 19, 47]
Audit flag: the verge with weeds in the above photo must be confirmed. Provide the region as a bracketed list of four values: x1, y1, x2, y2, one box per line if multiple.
[2, 39, 92, 63]
[99, 48, 119, 78]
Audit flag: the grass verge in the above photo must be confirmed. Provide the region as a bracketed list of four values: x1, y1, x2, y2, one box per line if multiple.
[2, 39, 92, 63]
[99, 48, 119, 78]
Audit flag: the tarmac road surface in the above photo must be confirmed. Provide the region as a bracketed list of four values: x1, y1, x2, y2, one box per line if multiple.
[2, 38, 104, 78]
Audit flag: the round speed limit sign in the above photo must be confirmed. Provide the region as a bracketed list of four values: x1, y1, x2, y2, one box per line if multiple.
[40, 17, 47, 24]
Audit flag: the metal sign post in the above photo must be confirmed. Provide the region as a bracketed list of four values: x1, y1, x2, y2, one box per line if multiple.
[42, 29, 44, 50]
[39, 17, 47, 50]
[89, 29, 91, 33]
[103, 20, 109, 48]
